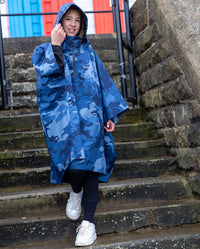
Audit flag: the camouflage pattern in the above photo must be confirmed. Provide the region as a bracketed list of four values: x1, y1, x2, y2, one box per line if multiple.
[32, 3, 129, 184]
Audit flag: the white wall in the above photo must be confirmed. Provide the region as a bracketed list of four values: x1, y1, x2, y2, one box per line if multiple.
[129, 0, 136, 8]
[73, 0, 96, 34]
[0, 2, 10, 37]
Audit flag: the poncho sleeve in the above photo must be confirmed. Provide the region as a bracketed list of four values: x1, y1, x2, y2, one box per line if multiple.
[94, 52, 129, 124]
[32, 43, 64, 77]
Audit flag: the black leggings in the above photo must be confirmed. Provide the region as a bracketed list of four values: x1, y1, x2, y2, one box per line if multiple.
[67, 170, 99, 223]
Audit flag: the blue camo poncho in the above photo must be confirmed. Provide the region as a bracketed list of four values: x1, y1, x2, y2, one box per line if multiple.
[32, 3, 129, 184]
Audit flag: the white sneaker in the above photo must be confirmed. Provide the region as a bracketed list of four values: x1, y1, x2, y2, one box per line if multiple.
[66, 188, 83, 220]
[75, 220, 97, 246]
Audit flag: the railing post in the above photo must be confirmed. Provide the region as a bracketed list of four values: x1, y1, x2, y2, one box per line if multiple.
[123, 0, 137, 103]
[0, 3, 8, 109]
[111, 0, 127, 100]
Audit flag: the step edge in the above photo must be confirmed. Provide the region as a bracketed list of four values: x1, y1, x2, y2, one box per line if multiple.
[0, 175, 190, 201]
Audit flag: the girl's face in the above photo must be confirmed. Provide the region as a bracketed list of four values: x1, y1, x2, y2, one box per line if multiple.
[61, 9, 81, 36]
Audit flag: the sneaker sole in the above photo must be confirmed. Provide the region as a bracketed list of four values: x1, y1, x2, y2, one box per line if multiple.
[66, 209, 81, 220]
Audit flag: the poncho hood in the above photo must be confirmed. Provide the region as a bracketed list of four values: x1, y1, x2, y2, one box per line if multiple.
[55, 3, 88, 37]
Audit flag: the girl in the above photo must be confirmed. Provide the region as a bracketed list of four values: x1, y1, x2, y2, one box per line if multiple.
[32, 3, 129, 247]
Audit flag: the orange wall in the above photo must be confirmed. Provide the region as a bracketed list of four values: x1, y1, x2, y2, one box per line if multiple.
[41, 0, 72, 36]
[93, 0, 125, 34]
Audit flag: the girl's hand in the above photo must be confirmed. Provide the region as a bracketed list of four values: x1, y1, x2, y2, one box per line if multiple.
[104, 120, 115, 133]
[51, 23, 66, 46]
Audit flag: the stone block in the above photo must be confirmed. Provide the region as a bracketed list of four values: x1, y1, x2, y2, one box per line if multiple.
[9, 95, 37, 109]
[162, 125, 200, 148]
[130, 0, 147, 20]
[135, 40, 171, 76]
[104, 62, 120, 76]
[189, 172, 200, 196]
[6, 68, 36, 83]
[4, 55, 12, 69]
[188, 124, 200, 147]
[174, 103, 191, 126]
[148, 106, 175, 128]
[148, 0, 200, 104]
[158, 76, 193, 106]
[162, 127, 189, 148]
[175, 148, 200, 170]
[134, 9, 149, 37]
[134, 23, 161, 57]
[10, 53, 33, 69]
[12, 82, 36, 95]
[137, 57, 181, 93]
[142, 75, 194, 108]
[187, 100, 200, 123]
[95, 49, 118, 63]
[141, 88, 160, 108]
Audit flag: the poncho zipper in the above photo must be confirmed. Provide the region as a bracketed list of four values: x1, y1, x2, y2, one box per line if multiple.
[72, 38, 76, 78]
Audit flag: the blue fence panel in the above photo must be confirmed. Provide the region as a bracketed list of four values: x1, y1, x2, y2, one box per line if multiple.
[7, 0, 44, 37]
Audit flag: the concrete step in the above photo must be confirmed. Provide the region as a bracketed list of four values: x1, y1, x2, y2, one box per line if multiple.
[0, 108, 146, 132]
[0, 139, 169, 170]
[0, 197, 200, 247]
[2, 223, 199, 249]
[0, 157, 176, 188]
[0, 176, 192, 218]
[0, 123, 161, 151]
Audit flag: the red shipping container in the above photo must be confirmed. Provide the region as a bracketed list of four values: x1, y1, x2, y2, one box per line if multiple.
[93, 0, 125, 34]
[41, 0, 72, 36]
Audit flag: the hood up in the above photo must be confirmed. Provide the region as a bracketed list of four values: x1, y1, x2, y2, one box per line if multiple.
[54, 3, 88, 37]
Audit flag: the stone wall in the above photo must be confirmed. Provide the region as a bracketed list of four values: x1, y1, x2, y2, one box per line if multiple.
[1, 34, 120, 114]
[130, 0, 200, 196]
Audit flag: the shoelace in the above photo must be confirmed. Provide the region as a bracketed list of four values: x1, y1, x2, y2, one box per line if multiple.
[76, 223, 86, 235]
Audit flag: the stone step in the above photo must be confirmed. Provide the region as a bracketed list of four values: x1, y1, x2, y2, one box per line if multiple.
[0, 176, 192, 218]
[2, 223, 199, 249]
[0, 197, 199, 247]
[6, 61, 121, 84]
[0, 113, 41, 133]
[0, 123, 161, 151]
[0, 139, 169, 170]
[0, 108, 146, 132]
[0, 157, 175, 188]
[5, 49, 118, 71]
[3, 35, 118, 56]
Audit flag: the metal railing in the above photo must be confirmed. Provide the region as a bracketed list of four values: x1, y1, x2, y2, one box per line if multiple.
[112, 0, 137, 104]
[0, 0, 137, 109]
[0, 8, 8, 109]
